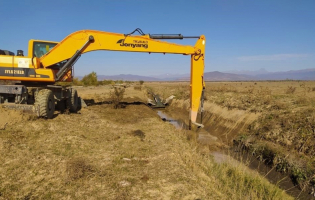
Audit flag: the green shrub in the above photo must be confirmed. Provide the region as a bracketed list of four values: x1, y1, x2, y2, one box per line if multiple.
[110, 87, 125, 109]
[81, 71, 98, 86]
[98, 80, 114, 85]
[72, 78, 83, 86]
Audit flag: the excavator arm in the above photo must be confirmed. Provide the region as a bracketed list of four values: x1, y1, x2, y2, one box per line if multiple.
[40, 30, 202, 67]
[39, 30, 206, 127]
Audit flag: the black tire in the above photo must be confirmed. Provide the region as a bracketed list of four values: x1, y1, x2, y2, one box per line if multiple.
[67, 89, 78, 112]
[35, 89, 55, 119]
[77, 97, 82, 111]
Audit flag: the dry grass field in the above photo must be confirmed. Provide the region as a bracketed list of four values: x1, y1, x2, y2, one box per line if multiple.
[0, 84, 294, 199]
[146, 80, 315, 195]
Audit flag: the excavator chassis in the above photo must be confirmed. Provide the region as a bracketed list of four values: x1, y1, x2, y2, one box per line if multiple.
[0, 84, 79, 118]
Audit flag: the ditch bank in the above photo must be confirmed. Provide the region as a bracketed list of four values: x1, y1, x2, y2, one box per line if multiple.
[160, 99, 315, 199]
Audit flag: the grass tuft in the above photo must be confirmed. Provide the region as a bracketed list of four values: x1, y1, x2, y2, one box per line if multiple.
[66, 157, 95, 181]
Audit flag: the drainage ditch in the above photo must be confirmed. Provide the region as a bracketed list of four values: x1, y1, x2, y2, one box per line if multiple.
[157, 109, 314, 199]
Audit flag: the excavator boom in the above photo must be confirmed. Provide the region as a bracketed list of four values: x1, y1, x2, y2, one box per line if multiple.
[40, 30, 200, 67]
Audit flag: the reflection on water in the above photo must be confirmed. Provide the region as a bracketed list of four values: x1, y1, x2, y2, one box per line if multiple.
[156, 110, 185, 129]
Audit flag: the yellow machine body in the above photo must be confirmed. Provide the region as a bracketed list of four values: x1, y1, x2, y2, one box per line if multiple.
[0, 30, 206, 125]
[0, 40, 58, 82]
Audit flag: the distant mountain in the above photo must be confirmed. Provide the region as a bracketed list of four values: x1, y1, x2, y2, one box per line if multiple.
[224, 68, 269, 76]
[97, 74, 160, 81]
[224, 68, 315, 80]
[149, 73, 189, 81]
[178, 71, 253, 81]
[178, 68, 315, 81]
[77, 73, 187, 81]
[204, 71, 254, 81]
[75, 68, 315, 82]
[255, 68, 315, 80]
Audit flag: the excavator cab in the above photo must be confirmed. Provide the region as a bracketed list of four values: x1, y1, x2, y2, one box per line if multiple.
[33, 41, 57, 58]
[29, 40, 73, 82]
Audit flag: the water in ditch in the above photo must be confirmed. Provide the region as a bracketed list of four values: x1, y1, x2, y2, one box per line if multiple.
[156, 110, 314, 199]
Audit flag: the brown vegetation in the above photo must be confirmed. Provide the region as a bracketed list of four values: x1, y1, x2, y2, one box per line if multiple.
[0, 84, 292, 199]
[145, 80, 315, 193]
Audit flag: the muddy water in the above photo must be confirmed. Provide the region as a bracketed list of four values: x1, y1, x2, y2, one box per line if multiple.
[156, 110, 187, 129]
[156, 110, 314, 200]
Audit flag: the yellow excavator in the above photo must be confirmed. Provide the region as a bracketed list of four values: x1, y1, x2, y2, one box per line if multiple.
[0, 28, 206, 129]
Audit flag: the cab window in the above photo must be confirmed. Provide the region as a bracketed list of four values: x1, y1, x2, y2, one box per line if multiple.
[33, 42, 57, 58]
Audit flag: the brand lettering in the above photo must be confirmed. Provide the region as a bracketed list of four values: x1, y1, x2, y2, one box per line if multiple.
[117, 39, 148, 49]
[4, 70, 25, 75]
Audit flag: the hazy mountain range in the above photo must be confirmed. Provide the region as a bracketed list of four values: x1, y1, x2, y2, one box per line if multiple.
[97, 74, 161, 81]
[223, 68, 269, 76]
[77, 68, 315, 81]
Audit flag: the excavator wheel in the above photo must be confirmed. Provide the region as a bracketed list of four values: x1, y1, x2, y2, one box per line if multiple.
[67, 89, 78, 112]
[35, 89, 55, 119]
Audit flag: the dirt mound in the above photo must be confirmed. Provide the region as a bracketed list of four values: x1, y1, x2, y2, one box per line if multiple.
[0, 107, 29, 129]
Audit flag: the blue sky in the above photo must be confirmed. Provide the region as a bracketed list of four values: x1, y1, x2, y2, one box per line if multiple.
[1, 0, 314, 76]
